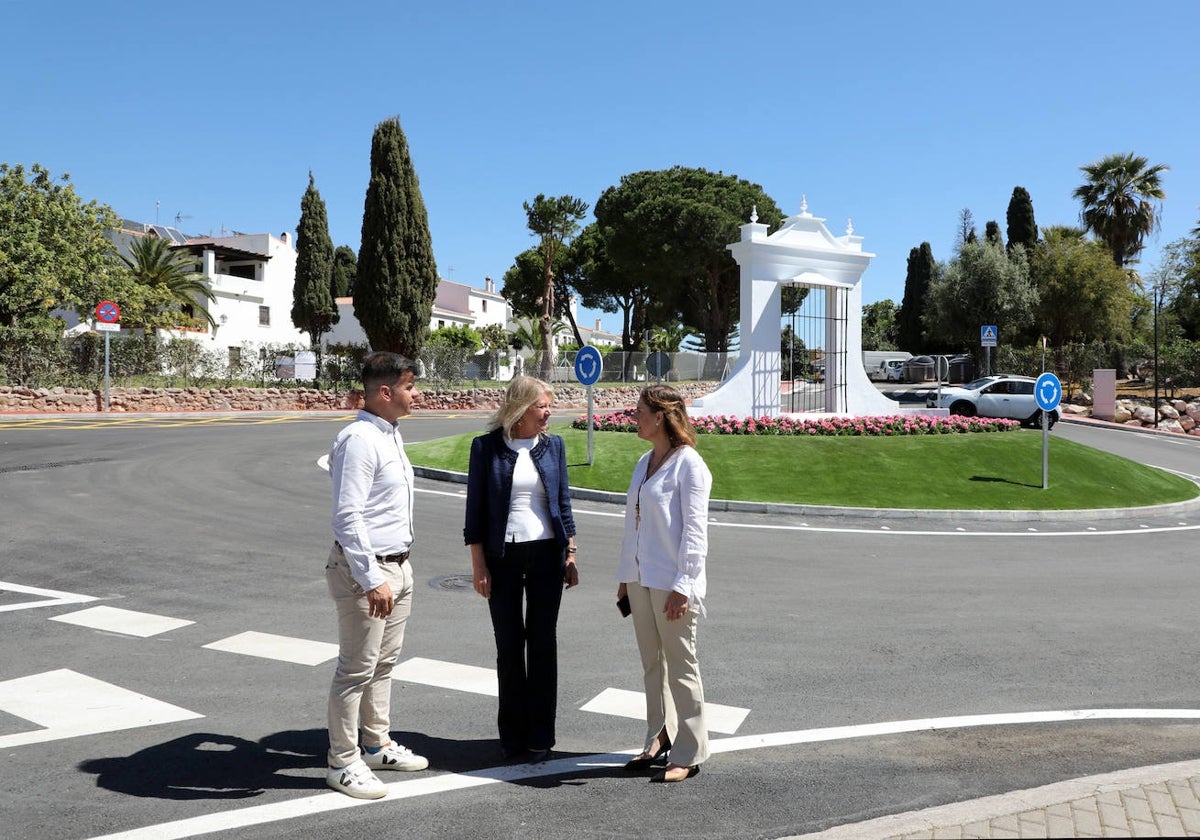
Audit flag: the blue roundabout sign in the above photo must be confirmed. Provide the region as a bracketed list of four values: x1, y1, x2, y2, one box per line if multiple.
[574, 345, 602, 387]
[1035, 372, 1062, 412]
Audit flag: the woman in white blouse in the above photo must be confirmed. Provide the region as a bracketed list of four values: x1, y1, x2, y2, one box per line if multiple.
[616, 384, 712, 783]
[464, 377, 578, 764]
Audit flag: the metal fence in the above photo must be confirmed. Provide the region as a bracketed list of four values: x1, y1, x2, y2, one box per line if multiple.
[0, 330, 738, 390]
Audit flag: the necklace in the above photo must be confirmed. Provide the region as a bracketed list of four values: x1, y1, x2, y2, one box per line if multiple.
[635, 446, 677, 529]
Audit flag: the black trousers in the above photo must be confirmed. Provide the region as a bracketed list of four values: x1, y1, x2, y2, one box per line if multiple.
[486, 538, 565, 754]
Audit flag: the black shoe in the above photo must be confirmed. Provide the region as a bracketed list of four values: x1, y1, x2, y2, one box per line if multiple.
[623, 736, 671, 771]
[650, 764, 700, 783]
[527, 748, 552, 764]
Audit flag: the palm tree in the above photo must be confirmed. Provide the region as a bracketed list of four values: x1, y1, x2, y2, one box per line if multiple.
[119, 235, 216, 328]
[1073, 152, 1168, 268]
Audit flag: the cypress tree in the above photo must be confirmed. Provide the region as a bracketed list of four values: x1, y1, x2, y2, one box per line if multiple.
[897, 242, 935, 351]
[355, 116, 439, 357]
[331, 245, 357, 298]
[984, 220, 1004, 248]
[291, 171, 338, 348]
[1006, 186, 1038, 253]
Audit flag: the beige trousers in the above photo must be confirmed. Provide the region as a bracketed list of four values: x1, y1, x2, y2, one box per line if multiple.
[325, 543, 413, 768]
[627, 581, 710, 767]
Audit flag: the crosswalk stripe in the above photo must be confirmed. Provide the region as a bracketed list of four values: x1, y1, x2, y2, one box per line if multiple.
[49, 605, 194, 637]
[392, 656, 498, 696]
[201, 631, 338, 666]
[579, 687, 750, 734]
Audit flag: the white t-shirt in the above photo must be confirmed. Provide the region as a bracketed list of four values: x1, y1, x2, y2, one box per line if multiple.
[504, 436, 554, 543]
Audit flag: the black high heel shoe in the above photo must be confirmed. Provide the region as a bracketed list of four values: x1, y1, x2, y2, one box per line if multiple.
[623, 735, 671, 771]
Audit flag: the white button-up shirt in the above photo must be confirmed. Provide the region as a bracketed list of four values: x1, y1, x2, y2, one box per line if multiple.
[330, 409, 415, 592]
[617, 445, 712, 614]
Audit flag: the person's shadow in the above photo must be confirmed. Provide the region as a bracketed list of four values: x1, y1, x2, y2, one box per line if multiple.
[78, 730, 326, 799]
[78, 729, 617, 799]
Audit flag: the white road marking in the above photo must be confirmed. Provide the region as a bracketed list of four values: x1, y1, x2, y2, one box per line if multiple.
[50, 605, 194, 637]
[0, 669, 202, 749]
[391, 656, 498, 696]
[84, 707, 1200, 840]
[580, 686, 750, 734]
[0, 581, 97, 613]
[202, 631, 338, 666]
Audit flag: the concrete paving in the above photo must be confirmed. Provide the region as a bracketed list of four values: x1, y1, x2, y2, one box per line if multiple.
[784, 759, 1200, 838]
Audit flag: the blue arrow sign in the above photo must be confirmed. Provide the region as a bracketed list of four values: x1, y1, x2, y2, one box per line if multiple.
[1035, 372, 1062, 411]
[574, 345, 602, 387]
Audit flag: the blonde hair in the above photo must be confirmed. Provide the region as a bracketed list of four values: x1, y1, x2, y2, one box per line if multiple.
[489, 376, 554, 439]
[641, 383, 696, 447]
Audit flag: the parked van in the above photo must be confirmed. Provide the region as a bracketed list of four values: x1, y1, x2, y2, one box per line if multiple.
[863, 351, 913, 381]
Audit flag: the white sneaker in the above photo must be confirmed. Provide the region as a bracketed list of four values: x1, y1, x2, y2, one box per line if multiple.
[362, 741, 429, 772]
[326, 758, 387, 799]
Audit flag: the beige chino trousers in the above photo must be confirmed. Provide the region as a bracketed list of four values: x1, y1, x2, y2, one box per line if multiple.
[325, 543, 414, 768]
[627, 581, 710, 767]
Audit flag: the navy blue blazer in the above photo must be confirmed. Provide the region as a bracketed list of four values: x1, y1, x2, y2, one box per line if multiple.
[463, 428, 576, 558]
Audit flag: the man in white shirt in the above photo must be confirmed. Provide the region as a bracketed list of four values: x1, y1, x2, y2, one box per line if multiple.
[325, 351, 428, 799]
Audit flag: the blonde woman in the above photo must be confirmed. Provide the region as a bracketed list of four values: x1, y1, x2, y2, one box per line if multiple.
[464, 376, 578, 763]
[617, 384, 712, 783]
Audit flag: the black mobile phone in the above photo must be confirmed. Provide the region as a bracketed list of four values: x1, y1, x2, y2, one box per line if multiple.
[617, 594, 631, 618]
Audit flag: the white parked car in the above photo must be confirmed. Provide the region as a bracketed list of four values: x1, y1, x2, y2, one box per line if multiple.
[925, 374, 1059, 428]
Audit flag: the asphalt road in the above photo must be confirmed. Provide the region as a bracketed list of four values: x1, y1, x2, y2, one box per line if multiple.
[3, 412, 1200, 839]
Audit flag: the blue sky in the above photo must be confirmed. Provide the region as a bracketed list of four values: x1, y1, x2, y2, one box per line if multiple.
[4, 1, 1198, 337]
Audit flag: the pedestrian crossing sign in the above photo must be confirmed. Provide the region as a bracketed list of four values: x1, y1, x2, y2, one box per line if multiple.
[980, 325, 998, 347]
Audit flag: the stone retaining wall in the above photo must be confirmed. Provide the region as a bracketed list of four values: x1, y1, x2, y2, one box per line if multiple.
[1065, 396, 1200, 436]
[0, 383, 716, 414]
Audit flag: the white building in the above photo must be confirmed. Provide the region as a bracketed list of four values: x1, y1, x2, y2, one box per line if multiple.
[173, 230, 307, 349]
[325, 276, 513, 346]
[564, 316, 621, 349]
[81, 220, 309, 354]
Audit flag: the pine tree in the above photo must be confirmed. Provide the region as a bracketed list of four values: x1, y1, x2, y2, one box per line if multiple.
[355, 116, 439, 357]
[897, 242, 935, 351]
[1005, 186, 1037, 253]
[291, 172, 337, 348]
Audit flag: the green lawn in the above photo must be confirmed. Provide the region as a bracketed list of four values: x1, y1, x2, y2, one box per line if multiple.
[406, 425, 1199, 511]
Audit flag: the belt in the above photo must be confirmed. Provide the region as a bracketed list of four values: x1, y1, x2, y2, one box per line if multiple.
[334, 541, 410, 566]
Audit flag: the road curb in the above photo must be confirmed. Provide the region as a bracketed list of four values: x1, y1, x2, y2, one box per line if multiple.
[413, 466, 1200, 522]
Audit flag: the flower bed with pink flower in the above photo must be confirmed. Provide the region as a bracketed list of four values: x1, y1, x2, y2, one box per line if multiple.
[571, 409, 1021, 436]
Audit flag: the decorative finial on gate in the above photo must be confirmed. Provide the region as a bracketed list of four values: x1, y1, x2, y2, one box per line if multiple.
[846, 218, 854, 235]
[750, 205, 759, 223]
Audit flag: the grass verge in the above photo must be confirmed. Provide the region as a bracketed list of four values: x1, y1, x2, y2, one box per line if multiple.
[406, 425, 1199, 510]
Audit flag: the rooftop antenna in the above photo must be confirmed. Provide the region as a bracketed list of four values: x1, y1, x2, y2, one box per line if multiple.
[174, 212, 192, 225]
[155, 200, 160, 224]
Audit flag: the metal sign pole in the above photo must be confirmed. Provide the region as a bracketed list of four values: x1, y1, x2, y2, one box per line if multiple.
[104, 329, 111, 412]
[587, 384, 595, 466]
[1042, 410, 1049, 489]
